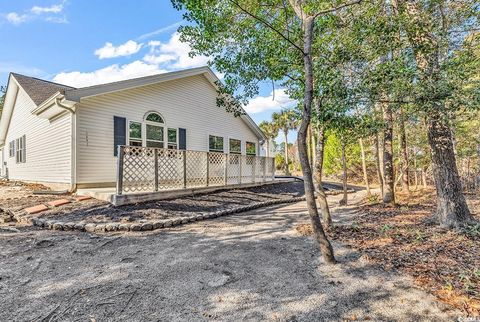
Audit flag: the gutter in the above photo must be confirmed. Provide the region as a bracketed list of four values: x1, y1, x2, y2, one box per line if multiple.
[55, 97, 77, 193]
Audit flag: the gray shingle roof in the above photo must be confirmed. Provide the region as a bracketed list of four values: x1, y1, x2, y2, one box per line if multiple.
[11, 73, 76, 106]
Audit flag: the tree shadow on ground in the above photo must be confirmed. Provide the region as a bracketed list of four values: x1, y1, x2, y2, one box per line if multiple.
[0, 201, 456, 322]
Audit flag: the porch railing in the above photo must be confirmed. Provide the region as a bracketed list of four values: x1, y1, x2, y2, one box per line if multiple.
[116, 145, 275, 195]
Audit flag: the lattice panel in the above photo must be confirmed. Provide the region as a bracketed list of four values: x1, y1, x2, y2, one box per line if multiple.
[265, 157, 275, 181]
[117, 146, 276, 194]
[208, 152, 226, 186]
[254, 157, 264, 182]
[185, 151, 208, 187]
[157, 149, 183, 190]
[242, 156, 255, 183]
[227, 154, 241, 184]
[123, 146, 155, 192]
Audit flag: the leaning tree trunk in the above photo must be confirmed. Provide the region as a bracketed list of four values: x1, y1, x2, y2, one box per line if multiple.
[296, 15, 335, 263]
[382, 102, 395, 204]
[427, 109, 473, 227]
[359, 138, 371, 197]
[374, 133, 384, 197]
[284, 131, 290, 175]
[339, 139, 348, 206]
[314, 124, 332, 227]
[399, 107, 410, 195]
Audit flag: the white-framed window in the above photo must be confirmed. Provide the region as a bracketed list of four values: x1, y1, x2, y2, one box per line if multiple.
[167, 128, 178, 149]
[15, 135, 26, 163]
[229, 138, 241, 154]
[128, 121, 142, 146]
[145, 112, 164, 148]
[246, 141, 256, 156]
[9, 140, 15, 158]
[209, 135, 224, 153]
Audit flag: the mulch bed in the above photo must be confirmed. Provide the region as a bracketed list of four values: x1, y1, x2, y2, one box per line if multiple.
[37, 182, 305, 224]
[299, 189, 480, 316]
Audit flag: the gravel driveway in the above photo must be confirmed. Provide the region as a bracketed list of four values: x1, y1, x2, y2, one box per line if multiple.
[0, 194, 458, 321]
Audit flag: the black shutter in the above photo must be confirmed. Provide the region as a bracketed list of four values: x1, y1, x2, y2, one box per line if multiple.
[113, 116, 126, 156]
[179, 128, 186, 150]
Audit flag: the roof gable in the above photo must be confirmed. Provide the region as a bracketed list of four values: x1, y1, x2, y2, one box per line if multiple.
[11, 73, 75, 106]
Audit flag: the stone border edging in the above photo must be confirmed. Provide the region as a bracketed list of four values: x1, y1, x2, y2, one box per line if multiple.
[31, 196, 306, 233]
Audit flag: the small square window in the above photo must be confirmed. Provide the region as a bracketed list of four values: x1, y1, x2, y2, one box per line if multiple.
[246, 141, 256, 155]
[209, 135, 224, 153]
[229, 138, 241, 154]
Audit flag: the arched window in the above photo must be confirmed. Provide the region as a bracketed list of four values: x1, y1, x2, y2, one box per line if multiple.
[145, 112, 164, 123]
[144, 112, 165, 148]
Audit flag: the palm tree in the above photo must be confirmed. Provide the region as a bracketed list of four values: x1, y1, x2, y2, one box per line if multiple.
[259, 121, 279, 157]
[272, 109, 297, 175]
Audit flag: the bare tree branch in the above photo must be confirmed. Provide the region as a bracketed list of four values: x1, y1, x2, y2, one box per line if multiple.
[313, 0, 363, 18]
[226, 0, 306, 55]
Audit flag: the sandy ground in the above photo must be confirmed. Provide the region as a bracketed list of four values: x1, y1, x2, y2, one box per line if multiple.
[0, 191, 459, 321]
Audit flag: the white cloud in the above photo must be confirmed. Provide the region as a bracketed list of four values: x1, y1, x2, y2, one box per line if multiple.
[53, 60, 168, 87]
[31, 4, 63, 14]
[94, 40, 143, 59]
[244, 89, 296, 114]
[4, 2, 66, 25]
[143, 32, 209, 69]
[6, 12, 28, 25]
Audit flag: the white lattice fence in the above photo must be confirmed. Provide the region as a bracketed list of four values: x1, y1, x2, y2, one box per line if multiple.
[185, 150, 208, 188]
[117, 146, 275, 194]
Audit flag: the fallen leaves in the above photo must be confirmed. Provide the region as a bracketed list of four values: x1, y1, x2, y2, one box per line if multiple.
[298, 189, 480, 316]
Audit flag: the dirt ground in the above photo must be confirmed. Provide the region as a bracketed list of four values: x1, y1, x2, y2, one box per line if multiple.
[0, 189, 460, 322]
[298, 188, 480, 316]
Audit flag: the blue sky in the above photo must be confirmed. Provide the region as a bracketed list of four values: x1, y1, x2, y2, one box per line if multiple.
[1, 0, 297, 142]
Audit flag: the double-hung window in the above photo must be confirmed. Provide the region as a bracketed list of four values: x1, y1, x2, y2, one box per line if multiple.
[15, 135, 26, 163]
[129, 121, 142, 146]
[167, 128, 178, 149]
[9, 140, 15, 158]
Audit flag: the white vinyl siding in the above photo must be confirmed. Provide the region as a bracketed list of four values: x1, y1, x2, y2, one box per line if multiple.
[75, 74, 259, 184]
[4, 88, 71, 183]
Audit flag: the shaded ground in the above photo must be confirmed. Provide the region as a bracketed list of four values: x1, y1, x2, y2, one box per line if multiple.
[33, 182, 305, 224]
[298, 188, 480, 316]
[0, 198, 458, 321]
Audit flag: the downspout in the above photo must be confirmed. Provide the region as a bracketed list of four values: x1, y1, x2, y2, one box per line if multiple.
[56, 97, 77, 192]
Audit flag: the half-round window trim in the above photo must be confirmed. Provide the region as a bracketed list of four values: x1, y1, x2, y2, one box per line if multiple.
[144, 111, 165, 124]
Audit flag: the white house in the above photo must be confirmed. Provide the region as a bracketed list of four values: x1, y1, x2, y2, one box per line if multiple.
[0, 66, 267, 191]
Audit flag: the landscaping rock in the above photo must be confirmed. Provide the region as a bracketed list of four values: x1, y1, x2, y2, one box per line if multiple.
[52, 223, 64, 230]
[152, 221, 164, 229]
[141, 223, 153, 231]
[85, 223, 96, 233]
[130, 224, 142, 231]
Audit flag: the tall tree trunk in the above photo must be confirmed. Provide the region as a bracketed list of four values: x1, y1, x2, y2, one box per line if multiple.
[382, 102, 395, 204]
[395, 0, 472, 227]
[339, 139, 348, 206]
[359, 138, 371, 197]
[284, 130, 290, 175]
[311, 128, 316, 167]
[374, 133, 384, 197]
[477, 141, 480, 191]
[413, 147, 418, 190]
[427, 110, 473, 226]
[314, 124, 332, 227]
[294, 13, 335, 263]
[399, 107, 410, 195]
[421, 166, 428, 188]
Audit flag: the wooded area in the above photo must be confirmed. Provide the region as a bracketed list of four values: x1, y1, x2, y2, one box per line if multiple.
[172, 0, 479, 263]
